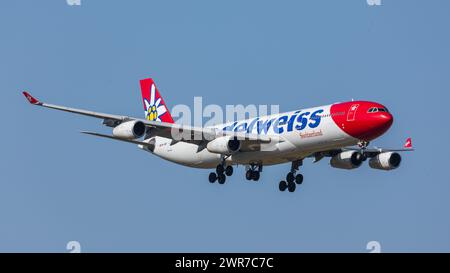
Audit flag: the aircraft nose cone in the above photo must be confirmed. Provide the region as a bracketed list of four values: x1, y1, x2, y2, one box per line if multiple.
[367, 112, 393, 139]
[378, 112, 394, 128]
[354, 111, 394, 142]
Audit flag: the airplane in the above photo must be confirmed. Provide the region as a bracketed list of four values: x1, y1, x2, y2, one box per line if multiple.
[23, 78, 413, 193]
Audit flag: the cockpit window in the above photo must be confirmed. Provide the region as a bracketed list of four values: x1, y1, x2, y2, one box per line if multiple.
[368, 107, 389, 113]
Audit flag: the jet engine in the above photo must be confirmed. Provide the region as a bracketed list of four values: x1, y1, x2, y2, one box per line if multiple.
[369, 152, 401, 170]
[330, 151, 363, 170]
[206, 136, 241, 155]
[112, 120, 146, 140]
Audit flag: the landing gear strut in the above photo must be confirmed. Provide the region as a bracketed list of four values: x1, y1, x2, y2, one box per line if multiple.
[245, 164, 262, 182]
[209, 156, 233, 185]
[279, 160, 303, 192]
[358, 140, 370, 149]
[357, 140, 370, 162]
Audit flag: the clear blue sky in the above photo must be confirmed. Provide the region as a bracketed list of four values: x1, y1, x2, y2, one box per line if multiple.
[1, 0, 449, 252]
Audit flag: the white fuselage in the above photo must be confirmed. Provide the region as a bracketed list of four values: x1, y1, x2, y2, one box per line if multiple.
[140, 104, 358, 168]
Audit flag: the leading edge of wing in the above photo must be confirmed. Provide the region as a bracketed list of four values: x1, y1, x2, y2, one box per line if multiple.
[343, 147, 415, 153]
[23, 91, 127, 121]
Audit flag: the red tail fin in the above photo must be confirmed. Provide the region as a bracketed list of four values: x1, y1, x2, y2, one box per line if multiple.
[140, 78, 174, 123]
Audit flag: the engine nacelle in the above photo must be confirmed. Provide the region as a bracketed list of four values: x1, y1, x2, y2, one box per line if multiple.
[206, 136, 241, 155]
[330, 151, 363, 170]
[112, 120, 146, 140]
[369, 152, 401, 170]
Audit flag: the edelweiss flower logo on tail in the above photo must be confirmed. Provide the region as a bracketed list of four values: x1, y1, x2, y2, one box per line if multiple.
[144, 84, 168, 121]
[140, 78, 175, 124]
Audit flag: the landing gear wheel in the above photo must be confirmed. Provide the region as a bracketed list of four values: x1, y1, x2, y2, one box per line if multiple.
[295, 174, 303, 185]
[279, 181, 287, 192]
[246, 170, 253, 181]
[288, 181, 296, 192]
[225, 166, 234, 176]
[218, 174, 226, 184]
[252, 171, 260, 181]
[286, 172, 295, 183]
[208, 172, 217, 183]
[216, 165, 224, 174]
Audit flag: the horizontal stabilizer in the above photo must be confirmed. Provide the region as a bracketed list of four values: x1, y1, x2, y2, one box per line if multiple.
[80, 131, 154, 147]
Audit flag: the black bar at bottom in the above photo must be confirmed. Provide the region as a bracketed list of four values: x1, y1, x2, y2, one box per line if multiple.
[0, 253, 448, 272]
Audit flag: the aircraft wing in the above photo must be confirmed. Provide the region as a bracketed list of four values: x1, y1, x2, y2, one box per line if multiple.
[310, 137, 414, 162]
[343, 137, 414, 156]
[23, 92, 280, 148]
[342, 147, 414, 157]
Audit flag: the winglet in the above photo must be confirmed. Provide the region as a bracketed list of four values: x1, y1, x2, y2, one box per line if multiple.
[22, 91, 41, 105]
[404, 137, 413, 149]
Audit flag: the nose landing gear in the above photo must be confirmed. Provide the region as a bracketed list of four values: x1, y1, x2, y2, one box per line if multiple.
[357, 140, 370, 162]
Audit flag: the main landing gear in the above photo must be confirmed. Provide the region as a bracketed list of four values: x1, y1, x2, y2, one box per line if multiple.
[208, 158, 305, 193]
[209, 161, 262, 185]
[209, 159, 234, 185]
[245, 164, 262, 182]
[279, 160, 304, 193]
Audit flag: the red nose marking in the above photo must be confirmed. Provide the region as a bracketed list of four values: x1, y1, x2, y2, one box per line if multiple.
[330, 101, 393, 141]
